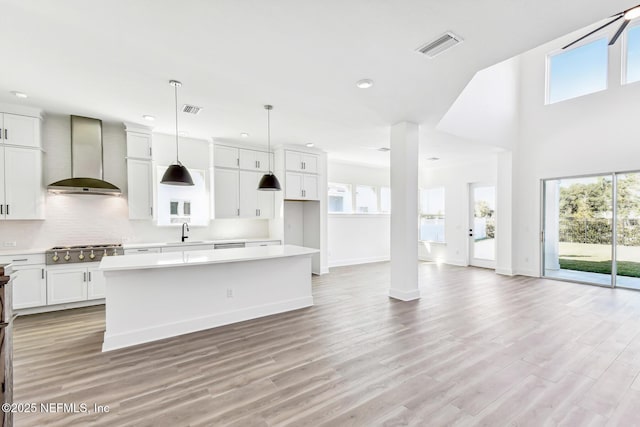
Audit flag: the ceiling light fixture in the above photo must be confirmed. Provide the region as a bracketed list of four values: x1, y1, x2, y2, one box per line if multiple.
[625, 6, 640, 20]
[257, 105, 281, 191]
[305, 142, 314, 147]
[142, 115, 155, 121]
[240, 132, 249, 138]
[11, 91, 27, 99]
[356, 79, 374, 89]
[161, 80, 194, 186]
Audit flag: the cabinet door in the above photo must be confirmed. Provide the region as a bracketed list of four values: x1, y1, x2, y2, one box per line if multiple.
[301, 154, 319, 174]
[126, 132, 152, 160]
[87, 267, 106, 300]
[13, 265, 46, 309]
[0, 148, 4, 219]
[127, 159, 153, 219]
[4, 147, 43, 219]
[257, 188, 274, 218]
[254, 151, 271, 172]
[285, 151, 303, 172]
[47, 268, 88, 305]
[2, 114, 40, 148]
[214, 168, 239, 218]
[238, 149, 256, 170]
[285, 172, 303, 200]
[239, 170, 259, 217]
[303, 174, 319, 200]
[214, 145, 239, 168]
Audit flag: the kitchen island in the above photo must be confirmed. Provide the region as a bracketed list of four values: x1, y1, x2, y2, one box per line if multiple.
[99, 244, 318, 351]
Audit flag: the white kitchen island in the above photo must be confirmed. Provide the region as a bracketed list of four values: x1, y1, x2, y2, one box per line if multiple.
[99, 244, 318, 351]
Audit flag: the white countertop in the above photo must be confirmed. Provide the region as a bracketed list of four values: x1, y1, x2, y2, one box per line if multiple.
[100, 244, 318, 271]
[123, 238, 281, 249]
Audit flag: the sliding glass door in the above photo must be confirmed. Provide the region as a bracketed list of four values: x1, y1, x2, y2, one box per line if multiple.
[543, 171, 640, 289]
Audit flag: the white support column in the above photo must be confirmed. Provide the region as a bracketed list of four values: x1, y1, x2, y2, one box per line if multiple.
[389, 122, 420, 301]
[544, 180, 561, 271]
[496, 151, 514, 275]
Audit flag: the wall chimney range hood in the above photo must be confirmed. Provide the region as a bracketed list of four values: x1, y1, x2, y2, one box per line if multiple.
[48, 116, 121, 195]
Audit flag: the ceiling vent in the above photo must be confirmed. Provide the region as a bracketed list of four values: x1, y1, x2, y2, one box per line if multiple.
[181, 104, 203, 114]
[416, 32, 463, 58]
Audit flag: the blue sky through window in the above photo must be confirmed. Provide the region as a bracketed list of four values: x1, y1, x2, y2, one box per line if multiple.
[626, 25, 640, 84]
[548, 38, 608, 104]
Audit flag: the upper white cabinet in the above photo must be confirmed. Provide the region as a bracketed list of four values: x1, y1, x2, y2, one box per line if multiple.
[214, 168, 239, 218]
[126, 132, 152, 160]
[127, 159, 153, 220]
[214, 145, 239, 168]
[239, 149, 271, 172]
[285, 172, 319, 201]
[239, 171, 274, 218]
[125, 126, 154, 220]
[285, 151, 318, 174]
[0, 113, 40, 148]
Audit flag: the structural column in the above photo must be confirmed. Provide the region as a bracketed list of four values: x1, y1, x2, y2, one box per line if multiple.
[389, 122, 420, 301]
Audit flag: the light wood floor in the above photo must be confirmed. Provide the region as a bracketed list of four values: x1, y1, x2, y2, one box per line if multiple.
[13, 262, 640, 426]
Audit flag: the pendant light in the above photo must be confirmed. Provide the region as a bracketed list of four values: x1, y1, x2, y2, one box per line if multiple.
[257, 105, 282, 191]
[161, 80, 194, 186]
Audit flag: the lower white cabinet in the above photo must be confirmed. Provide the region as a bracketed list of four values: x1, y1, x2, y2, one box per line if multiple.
[13, 265, 46, 309]
[162, 244, 215, 253]
[47, 264, 105, 305]
[285, 172, 319, 201]
[124, 247, 162, 255]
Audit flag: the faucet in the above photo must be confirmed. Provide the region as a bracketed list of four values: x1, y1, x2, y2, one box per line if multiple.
[181, 223, 190, 242]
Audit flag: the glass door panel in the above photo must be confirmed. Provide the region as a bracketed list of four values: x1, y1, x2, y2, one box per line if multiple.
[543, 175, 613, 286]
[469, 184, 496, 268]
[615, 173, 640, 290]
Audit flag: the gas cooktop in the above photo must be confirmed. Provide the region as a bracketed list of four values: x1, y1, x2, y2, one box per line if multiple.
[46, 243, 124, 264]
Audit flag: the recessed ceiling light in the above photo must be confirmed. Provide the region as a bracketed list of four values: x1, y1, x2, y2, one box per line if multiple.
[11, 91, 27, 99]
[305, 143, 314, 147]
[356, 79, 374, 89]
[178, 131, 188, 137]
[427, 157, 440, 161]
[240, 132, 249, 138]
[142, 115, 155, 121]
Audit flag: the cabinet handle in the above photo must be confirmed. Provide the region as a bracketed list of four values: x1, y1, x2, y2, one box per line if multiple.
[236, 158, 240, 166]
[0, 128, 2, 139]
[0, 205, 3, 215]
[237, 208, 240, 216]
[11, 259, 27, 262]
[150, 206, 153, 216]
[149, 147, 152, 157]
[41, 268, 44, 279]
[89, 272, 92, 282]
[4, 129, 7, 140]
[258, 160, 261, 169]
[83, 272, 87, 282]
[258, 209, 261, 216]
[5, 205, 8, 216]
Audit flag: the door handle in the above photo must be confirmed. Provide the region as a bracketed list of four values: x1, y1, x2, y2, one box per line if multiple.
[469, 228, 473, 237]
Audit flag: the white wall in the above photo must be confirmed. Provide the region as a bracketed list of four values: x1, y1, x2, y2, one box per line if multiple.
[327, 160, 390, 267]
[512, 33, 640, 276]
[419, 155, 498, 266]
[0, 114, 269, 250]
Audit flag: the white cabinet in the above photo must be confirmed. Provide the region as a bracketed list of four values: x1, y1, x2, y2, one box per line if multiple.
[214, 168, 239, 218]
[47, 264, 105, 305]
[126, 132, 152, 160]
[245, 240, 281, 247]
[214, 145, 239, 168]
[47, 267, 88, 305]
[285, 151, 318, 173]
[239, 171, 274, 218]
[124, 247, 162, 255]
[0, 114, 40, 148]
[1, 146, 43, 220]
[239, 149, 271, 172]
[87, 267, 106, 300]
[162, 243, 215, 253]
[285, 172, 319, 201]
[127, 159, 153, 219]
[13, 265, 46, 309]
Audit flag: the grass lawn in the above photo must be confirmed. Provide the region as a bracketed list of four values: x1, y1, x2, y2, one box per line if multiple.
[559, 242, 640, 278]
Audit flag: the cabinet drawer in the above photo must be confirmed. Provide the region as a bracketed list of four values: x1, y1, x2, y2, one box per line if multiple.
[0, 253, 45, 266]
[162, 244, 215, 253]
[124, 248, 161, 255]
[245, 241, 281, 247]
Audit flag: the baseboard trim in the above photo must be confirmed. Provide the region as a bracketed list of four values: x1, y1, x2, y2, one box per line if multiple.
[388, 288, 421, 302]
[496, 268, 515, 276]
[102, 296, 314, 352]
[329, 256, 390, 268]
[516, 269, 540, 277]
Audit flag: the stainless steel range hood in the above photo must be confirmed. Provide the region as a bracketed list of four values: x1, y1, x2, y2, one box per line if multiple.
[48, 116, 121, 195]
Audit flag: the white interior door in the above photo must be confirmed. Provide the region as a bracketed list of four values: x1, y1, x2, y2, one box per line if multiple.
[469, 184, 496, 269]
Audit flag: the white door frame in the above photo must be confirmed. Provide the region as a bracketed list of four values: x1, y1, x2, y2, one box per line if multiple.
[469, 183, 496, 269]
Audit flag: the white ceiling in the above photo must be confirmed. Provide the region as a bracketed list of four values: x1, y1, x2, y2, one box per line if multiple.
[0, 0, 635, 166]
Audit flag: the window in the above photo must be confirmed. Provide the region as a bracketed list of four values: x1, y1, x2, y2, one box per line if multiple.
[157, 166, 208, 226]
[420, 188, 445, 242]
[625, 24, 640, 84]
[547, 38, 608, 104]
[355, 185, 378, 213]
[380, 187, 391, 213]
[328, 183, 353, 213]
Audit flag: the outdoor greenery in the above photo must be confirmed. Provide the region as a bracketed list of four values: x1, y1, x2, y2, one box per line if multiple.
[475, 200, 495, 239]
[559, 259, 640, 277]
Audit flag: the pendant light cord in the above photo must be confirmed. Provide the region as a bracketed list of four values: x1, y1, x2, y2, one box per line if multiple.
[267, 107, 272, 173]
[174, 83, 180, 164]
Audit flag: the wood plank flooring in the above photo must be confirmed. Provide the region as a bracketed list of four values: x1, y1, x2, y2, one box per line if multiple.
[12, 262, 640, 426]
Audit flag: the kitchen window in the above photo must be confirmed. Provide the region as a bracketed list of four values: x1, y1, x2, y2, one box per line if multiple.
[546, 37, 608, 104]
[355, 185, 378, 213]
[157, 166, 208, 226]
[625, 24, 640, 84]
[328, 183, 353, 213]
[420, 188, 445, 243]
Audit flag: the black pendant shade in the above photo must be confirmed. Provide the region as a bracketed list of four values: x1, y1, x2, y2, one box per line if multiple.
[258, 104, 282, 192]
[257, 173, 281, 191]
[161, 163, 194, 186]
